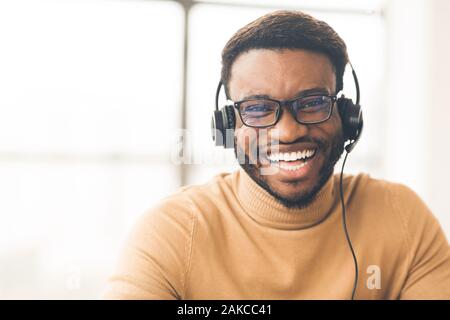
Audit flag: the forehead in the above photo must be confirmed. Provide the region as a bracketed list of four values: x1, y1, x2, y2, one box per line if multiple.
[228, 49, 336, 101]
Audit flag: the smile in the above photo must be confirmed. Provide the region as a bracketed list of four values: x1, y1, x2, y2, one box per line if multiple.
[266, 149, 317, 174]
[267, 149, 316, 162]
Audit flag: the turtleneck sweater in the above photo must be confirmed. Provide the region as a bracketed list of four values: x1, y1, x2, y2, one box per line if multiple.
[103, 169, 450, 299]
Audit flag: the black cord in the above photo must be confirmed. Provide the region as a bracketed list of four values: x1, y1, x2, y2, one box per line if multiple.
[339, 150, 358, 300]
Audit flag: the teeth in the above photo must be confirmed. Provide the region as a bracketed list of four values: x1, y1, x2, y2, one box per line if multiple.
[290, 152, 297, 161]
[268, 149, 316, 162]
[277, 160, 308, 171]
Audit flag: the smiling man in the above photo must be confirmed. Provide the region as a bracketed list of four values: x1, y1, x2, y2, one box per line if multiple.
[103, 10, 450, 299]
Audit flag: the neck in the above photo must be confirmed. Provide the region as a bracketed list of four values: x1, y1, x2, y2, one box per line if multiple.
[235, 168, 337, 230]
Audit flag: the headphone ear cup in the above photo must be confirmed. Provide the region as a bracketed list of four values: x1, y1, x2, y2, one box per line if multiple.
[337, 97, 363, 142]
[211, 110, 225, 147]
[223, 105, 236, 130]
[222, 105, 235, 148]
[211, 105, 235, 148]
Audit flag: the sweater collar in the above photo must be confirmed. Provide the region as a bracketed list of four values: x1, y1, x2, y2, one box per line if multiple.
[235, 168, 337, 230]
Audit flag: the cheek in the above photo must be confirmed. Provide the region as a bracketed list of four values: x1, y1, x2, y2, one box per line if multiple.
[235, 125, 256, 150]
[235, 109, 252, 148]
[234, 109, 242, 127]
[235, 125, 262, 163]
[322, 108, 343, 137]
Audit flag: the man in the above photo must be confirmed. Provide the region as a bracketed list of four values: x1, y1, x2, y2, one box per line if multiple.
[103, 10, 450, 299]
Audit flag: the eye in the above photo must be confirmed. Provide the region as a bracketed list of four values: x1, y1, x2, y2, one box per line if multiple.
[298, 96, 330, 111]
[240, 100, 278, 115]
[238, 99, 279, 126]
[245, 104, 272, 112]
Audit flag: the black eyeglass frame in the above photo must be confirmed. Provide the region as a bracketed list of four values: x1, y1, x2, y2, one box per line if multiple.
[233, 93, 338, 128]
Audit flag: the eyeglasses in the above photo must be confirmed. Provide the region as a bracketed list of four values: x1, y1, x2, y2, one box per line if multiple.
[234, 94, 337, 128]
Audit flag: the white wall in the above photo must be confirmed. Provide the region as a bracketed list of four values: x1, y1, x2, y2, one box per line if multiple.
[428, 0, 450, 236]
[385, 0, 450, 236]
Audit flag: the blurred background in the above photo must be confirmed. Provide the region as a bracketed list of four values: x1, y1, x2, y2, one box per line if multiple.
[0, 0, 449, 299]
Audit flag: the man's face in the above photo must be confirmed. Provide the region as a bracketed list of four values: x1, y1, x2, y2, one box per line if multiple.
[229, 49, 345, 208]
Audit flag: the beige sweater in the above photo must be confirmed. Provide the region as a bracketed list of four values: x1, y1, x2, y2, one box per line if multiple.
[103, 169, 450, 299]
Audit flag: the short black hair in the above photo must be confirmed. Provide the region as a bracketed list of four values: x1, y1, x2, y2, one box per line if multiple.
[221, 10, 349, 98]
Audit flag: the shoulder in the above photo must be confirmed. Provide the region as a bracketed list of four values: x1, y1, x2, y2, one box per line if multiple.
[340, 172, 429, 213]
[340, 172, 438, 238]
[111, 175, 237, 300]
[357, 174, 434, 223]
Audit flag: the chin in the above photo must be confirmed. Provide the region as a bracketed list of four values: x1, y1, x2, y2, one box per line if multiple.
[270, 179, 314, 197]
[237, 133, 345, 209]
[242, 162, 332, 209]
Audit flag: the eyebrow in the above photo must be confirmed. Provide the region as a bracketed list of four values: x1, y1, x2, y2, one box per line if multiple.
[241, 87, 330, 101]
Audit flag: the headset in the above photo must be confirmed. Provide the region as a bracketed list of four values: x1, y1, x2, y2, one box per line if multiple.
[211, 61, 363, 300]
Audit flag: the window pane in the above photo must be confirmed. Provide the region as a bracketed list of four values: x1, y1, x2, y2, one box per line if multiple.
[0, 162, 179, 298]
[0, 0, 183, 299]
[0, 0, 183, 154]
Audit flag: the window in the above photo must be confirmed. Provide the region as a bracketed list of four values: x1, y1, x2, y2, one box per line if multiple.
[0, 0, 183, 298]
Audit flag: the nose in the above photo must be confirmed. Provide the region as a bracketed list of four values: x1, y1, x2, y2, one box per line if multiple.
[271, 106, 309, 144]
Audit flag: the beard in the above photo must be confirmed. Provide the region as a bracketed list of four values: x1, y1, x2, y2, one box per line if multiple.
[234, 132, 345, 209]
